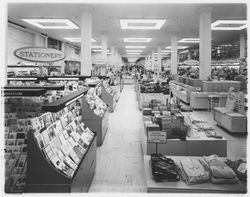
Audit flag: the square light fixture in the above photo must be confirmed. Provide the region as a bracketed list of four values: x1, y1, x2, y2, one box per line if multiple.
[22, 19, 79, 29]
[124, 38, 152, 42]
[120, 19, 166, 29]
[125, 46, 146, 49]
[166, 46, 189, 50]
[64, 37, 96, 42]
[211, 20, 247, 30]
[126, 50, 143, 53]
[178, 38, 200, 43]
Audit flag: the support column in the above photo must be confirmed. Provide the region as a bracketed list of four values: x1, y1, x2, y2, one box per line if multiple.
[34, 33, 42, 47]
[157, 46, 162, 74]
[111, 46, 115, 65]
[80, 6, 92, 75]
[101, 34, 108, 62]
[171, 35, 178, 75]
[240, 33, 246, 58]
[188, 50, 192, 60]
[199, 7, 212, 80]
[151, 50, 155, 70]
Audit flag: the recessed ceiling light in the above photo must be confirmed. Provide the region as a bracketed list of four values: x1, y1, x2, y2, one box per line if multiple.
[125, 46, 146, 49]
[126, 49, 143, 53]
[178, 38, 200, 43]
[92, 49, 110, 53]
[211, 20, 247, 30]
[91, 45, 102, 49]
[166, 46, 189, 50]
[22, 18, 79, 29]
[124, 38, 152, 42]
[120, 19, 166, 30]
[127, 53, 141, 55]
[64, 37, 96, 42]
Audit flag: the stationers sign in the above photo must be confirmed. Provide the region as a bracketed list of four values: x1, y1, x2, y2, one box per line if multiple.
[14, 47, 66, 62]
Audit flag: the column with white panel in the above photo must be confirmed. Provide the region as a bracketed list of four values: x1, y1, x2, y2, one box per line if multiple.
[199, 7, 212, 80]
[171, 35, 178, 75]
[157, 46, 162, 75]
[240, 33, 246, 58]
[80, 6, 92, 75]
[101, 34, 108, 63]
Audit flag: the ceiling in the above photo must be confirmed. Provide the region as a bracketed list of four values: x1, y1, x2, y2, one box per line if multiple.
[7, 3, 247, 57]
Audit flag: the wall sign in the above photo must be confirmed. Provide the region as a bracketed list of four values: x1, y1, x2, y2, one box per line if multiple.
[148, 131, 167, 144]
[14, 47, 66, 62]
[183, 59, 199, 66]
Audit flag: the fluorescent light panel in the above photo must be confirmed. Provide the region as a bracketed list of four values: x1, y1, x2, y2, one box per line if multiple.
[120, 19, 166, 29]
[211, 20, 247, 30]
[91, 45, 102, 49]
[64, 37, 96, 42]
[92, 49, 110, 53]
[178, 38, 200, 43]
[126, 50, 143, 53]
[125, 46, 146, 49]
[22, 18, 79, 29]
[166, 46, 189, 49]
[124, 38, 152, 42]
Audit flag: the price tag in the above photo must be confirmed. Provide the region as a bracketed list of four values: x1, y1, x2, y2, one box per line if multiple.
[148, 131, 167, 144]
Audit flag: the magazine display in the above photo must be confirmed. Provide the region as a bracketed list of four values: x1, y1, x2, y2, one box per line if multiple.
[103, 80, 117, 97]
[4, 97, 38, 193]
[85, 88, 108, 117]
[31, 99, 95, 178]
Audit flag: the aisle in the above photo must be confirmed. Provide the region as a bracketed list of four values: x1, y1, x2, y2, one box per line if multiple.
[89, 85, 146, 192]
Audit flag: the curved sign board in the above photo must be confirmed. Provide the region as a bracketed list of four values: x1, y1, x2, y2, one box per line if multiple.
[14, 47, 66, 62]
[183, 59, 199, 66]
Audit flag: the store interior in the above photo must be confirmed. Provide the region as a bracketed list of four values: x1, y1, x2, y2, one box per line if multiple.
[3, 2, 248, 194]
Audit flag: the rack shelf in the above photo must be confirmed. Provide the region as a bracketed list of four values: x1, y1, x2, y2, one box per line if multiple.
[5, 85, 65, 91]
[3, 88, 47, 97]
[42, 88, 87, 112]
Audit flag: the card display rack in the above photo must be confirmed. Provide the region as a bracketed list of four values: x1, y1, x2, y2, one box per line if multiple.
[101, 83, 117, 113]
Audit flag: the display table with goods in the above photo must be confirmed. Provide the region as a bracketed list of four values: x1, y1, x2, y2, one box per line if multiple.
[82, 88, 109, 146]
[141, 104, 227, 157]
[27, 89, 96, 192]
[190, 92, 228, 110]
[202, 80, 240, 92]
[139, 80, 170, 110]
[169, 81, 200, 104]
[101, 81, 118, 112]
[144, 154, 246, 193]
[214, 91, 247, 133]
[4, 88, 48, 193]
[177, 76, 203, 89]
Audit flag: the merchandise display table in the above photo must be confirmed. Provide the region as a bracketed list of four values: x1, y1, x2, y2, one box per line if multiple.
[139, 93, 169, 110]
[202, 81, 240, 92]
[214, 107, 247, 133]
[143, 155, 246, 193]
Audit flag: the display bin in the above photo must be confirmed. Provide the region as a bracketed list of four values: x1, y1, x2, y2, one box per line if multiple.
[214, 108, 247, 133]
[202, 81, 240, 92]
[143, 155, 246, 193]
[101, 84, 117, 113]
[142, 123, 227, 157]
[26, 132, 97, 193]
[139, 93, 169, 110]
[81, 97, 109, 146]
[190, 92, 228, 110]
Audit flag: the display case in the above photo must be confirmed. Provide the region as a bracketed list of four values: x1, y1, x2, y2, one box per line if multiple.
[203, 81, 240, 92]
[27, 88, 97, 192]
[143, 155, 246, 193]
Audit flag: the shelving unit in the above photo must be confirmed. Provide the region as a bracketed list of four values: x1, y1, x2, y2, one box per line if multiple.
[101, 84, 117, 113]
[81, 96, 109, 146]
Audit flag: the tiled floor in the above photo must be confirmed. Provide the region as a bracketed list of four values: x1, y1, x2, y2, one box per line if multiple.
[89, 84, 247, 192]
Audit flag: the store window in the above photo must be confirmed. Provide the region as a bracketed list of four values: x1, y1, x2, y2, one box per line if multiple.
[47, 37, 62, 51]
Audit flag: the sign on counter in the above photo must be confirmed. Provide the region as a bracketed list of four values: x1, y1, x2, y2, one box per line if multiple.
[148, 131, 167, 144]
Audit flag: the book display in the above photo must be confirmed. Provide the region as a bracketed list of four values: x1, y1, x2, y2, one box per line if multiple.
[4, 89, 47, 193]
[27, 89, 97, 192]
[82, 87, 109, 146]
[101, 81, 118, 112]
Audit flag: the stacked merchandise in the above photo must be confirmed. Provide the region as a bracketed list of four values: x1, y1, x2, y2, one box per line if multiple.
[186, 114, 222, 138]
[200, 155, 239, 184]
[140, 80, 169, 94]
[175, 158, 209, 184]
[151, 154, 247, 185]
[4, 97, 44, 193]
[150, 154, 180, 182]
[31, 99, 95, 178]
[85, 88, 108, 117]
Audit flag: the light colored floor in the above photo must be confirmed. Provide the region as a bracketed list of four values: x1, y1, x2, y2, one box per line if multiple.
[89, 85, 146, 192]
[89, 84, 247, 193]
